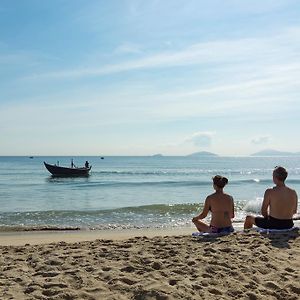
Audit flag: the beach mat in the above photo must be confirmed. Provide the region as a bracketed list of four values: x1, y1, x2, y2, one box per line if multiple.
[192, 231, 234, 237]
[256, 227, 299, 233]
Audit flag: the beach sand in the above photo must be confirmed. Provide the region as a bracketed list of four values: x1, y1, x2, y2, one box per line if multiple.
[0, 229, 299, 300]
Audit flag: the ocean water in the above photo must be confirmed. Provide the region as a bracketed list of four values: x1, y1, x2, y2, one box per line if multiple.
[0, 156, 299, 231]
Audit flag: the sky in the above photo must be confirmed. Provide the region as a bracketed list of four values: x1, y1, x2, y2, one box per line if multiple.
[1, 0, 300, 156]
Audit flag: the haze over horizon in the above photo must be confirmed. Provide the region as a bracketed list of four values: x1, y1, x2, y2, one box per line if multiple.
[1, 149, 299, 158]
[1, 1, 300, 156]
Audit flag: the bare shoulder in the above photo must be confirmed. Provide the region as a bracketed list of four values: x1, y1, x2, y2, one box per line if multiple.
[272, 185, 297, 197]
[263, 188, 273, 200]
[224, 193, 233, 197]
[286, 186, 296, 192]
[224, 193, 234, 200]
[286, 186, 298, 196]
[206, 193, 215, 201]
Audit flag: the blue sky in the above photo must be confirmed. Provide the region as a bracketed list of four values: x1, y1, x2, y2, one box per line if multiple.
[1, 0, 300, 156]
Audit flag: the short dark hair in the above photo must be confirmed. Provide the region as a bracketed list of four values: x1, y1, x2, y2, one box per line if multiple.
[273, 166, 288, 182]
[212, 175, 228, 188]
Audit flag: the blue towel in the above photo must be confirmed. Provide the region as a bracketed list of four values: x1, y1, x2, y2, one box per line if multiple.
[192, 231, 233, 237]
[192, 232, 216, 237]
[256, 227, 299, 233]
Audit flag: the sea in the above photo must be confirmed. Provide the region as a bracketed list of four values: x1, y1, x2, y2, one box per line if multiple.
[0, 156, 300, 232]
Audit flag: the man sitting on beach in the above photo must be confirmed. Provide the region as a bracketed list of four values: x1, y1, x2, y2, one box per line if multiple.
[244, 166, 298, 230]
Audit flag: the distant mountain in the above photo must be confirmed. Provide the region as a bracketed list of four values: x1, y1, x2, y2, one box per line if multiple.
[187, 151, 218, 157]
[251, 149, 300, 156]
[152, 154, 163, 157]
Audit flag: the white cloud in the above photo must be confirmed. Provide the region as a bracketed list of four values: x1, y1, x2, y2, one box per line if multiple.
[251, 136, 270, 145]
[23, 27, 300, 81]
[185, 131, 216, 148]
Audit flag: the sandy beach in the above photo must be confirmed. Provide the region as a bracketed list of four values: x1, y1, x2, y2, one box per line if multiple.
[0, 228, 299, 300]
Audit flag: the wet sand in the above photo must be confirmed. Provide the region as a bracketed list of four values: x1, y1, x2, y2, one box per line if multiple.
[0, 229, 299, 299]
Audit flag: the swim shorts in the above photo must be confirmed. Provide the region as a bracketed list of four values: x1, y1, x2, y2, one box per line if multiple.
[254, 216, 293, 229]
[210, 225, 234, 234]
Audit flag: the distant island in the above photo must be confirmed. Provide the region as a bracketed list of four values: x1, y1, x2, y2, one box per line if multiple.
[152, 154, 163, 157]
[251, 149, 300, 157]
[186, 151, 218, 157]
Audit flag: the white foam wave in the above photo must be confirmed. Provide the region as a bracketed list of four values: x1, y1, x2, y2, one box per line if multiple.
[243, 197, 263, 214]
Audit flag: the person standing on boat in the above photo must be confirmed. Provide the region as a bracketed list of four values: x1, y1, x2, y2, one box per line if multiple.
[85, 161, 89, 168]
[71, 159, 75, 168]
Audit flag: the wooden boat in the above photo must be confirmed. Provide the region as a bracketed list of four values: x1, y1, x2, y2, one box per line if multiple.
[44, 162, 91, 177]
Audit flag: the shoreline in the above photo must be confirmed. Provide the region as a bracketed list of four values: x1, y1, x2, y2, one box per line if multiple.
[0, 227, 195, 246]
[1, 220, 299, 246]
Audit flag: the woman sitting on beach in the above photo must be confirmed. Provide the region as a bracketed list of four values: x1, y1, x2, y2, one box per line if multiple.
[192, 175, 234, 234]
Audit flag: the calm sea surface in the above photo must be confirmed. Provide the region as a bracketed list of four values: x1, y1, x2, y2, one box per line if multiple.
[0, 156, 299, 231]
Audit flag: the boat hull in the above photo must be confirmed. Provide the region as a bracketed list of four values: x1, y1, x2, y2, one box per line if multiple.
[44, 162, 91, 177]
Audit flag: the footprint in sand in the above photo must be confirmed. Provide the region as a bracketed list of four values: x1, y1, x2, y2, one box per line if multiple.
[42, 289, 61, 297]
[119, 277, 137, 285]
[200, 280, 209, 287]
[151, 261, 162, 270]
[246, 291, 258, 300]
[265, 263, 277, 270]
[288, 285, 300, 294]
[169, 279, 178, 286]
[44, 259, 62, 266]
[202, 273, 212, 279]
[263, 281, 280, 290]
[258, 255, 269, 262]
[43, 283, 68, 289]
[284, 267, 295, 273]
[24, 286, 36, 294]
[219, 247, 232, 253]
[120, 265, 135, 273]
[227, 289, 243, 298]
[208, 287, 223, 295]
[85, 266, 95, 272]
[132, 289, 168, 300]
[191, 284, 202, 290]
[187, 260, 196, 266]
[257, 267, 270, 275]
[204, 266, 217, 274]
[33, 271, 60, 277]
[118, 243, 133, 249]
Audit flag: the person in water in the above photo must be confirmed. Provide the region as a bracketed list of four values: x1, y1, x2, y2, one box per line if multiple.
[244, 166, 298, 230]
[192, 175, 234, 234]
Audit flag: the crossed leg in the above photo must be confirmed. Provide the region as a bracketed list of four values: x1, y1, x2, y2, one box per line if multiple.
[192, 219, 211, 233]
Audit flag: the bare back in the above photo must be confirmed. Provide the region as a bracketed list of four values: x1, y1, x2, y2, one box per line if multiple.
[208, 192, 234, 227]
[263, 186, 298, 219]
